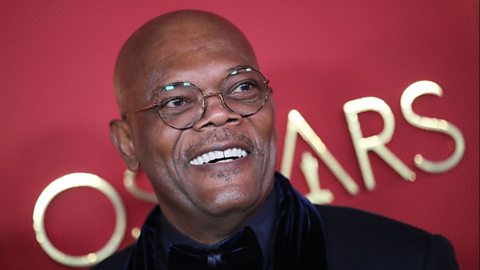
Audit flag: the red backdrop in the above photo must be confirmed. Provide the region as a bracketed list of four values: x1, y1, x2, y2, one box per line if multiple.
[0, 1, 478, 269]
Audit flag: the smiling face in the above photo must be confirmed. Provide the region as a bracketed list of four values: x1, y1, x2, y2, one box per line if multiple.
[110, 10, 277, 240]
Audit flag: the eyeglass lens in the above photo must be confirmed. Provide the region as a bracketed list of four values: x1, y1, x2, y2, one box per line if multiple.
[156, 68, 269, 129]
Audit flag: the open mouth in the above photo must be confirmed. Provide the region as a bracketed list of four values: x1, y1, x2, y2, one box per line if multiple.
[189, 148, 248, 165]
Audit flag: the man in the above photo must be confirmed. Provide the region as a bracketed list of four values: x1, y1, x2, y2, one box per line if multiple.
[95, 10, 458, 269]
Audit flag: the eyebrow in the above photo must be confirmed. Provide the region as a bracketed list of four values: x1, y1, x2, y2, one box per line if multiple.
[147, 64, 256, 97]
[226, 64, 254, 74]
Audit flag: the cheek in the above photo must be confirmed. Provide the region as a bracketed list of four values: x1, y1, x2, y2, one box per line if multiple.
[135, 122, 183, 169]
[256, 104, 277, 143]
[137, 125, 192, 201]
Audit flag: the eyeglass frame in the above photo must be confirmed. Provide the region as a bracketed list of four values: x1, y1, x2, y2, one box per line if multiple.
[121, 66, 272, 130]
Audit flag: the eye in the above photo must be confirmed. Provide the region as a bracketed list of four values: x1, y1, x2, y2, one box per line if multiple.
[161, 96, 189, 109]
[231, 81, 257, 94]
[238, 82, 252, 92]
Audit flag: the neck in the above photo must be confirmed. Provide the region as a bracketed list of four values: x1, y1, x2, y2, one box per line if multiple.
[160, 185, 276, 244]
[183, 214, 253, 244]
[163, 200, 267, 245]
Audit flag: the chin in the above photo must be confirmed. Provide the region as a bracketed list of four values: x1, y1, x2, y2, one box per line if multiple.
[198, 177, 268, 217]
[183, 150, 276, 216]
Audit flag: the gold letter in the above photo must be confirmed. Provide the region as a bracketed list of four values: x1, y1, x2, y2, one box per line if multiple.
[33, 173, 126, 267]
[300, 152, 334, 204]
[401, 80, 465, 173]
[280, 110, 359, 195]
[344, 97, 415, 191]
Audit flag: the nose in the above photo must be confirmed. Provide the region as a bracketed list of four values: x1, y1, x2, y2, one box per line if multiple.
[192, 93, 242, 131]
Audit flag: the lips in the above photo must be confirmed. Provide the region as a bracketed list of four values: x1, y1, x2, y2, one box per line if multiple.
[189, 147, 248, 165]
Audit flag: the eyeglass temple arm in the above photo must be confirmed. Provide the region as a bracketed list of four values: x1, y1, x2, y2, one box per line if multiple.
[121, 103, 158, 120]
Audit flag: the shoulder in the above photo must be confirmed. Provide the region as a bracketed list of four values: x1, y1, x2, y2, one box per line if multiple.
[315, 205, 458, 270]
[90, 244, 135, 270]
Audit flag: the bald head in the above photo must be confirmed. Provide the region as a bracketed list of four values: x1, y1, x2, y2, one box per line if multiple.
[114, 10, 258, 114]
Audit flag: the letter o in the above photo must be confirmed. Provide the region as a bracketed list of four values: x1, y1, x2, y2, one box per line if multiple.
[33, 173, 126, 267]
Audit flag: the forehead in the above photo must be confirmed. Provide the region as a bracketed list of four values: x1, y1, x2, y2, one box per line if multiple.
[146, 15, 255, 70]
[143, 38, 257, 92]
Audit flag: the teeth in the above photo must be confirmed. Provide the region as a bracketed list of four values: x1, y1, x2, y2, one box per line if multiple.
[189, 148, 248, 165]
[214, 151, 223, 159]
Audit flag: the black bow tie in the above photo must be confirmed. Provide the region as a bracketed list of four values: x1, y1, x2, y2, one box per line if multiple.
[167, 226, 264, 270]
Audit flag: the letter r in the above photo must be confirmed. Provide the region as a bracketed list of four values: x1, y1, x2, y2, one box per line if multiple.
[344, 97, 415, 190]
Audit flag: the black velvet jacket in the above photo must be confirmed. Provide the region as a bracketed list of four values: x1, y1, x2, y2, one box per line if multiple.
[93, 173, 458, 270]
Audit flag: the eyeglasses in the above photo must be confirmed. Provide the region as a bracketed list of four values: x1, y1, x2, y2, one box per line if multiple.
[122, 67, 271, 130]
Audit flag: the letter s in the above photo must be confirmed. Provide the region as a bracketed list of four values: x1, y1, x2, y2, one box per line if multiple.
[401, 80, 465, 173]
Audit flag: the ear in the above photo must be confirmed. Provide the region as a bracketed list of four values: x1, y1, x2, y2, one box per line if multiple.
[109, 119, 140, 171]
